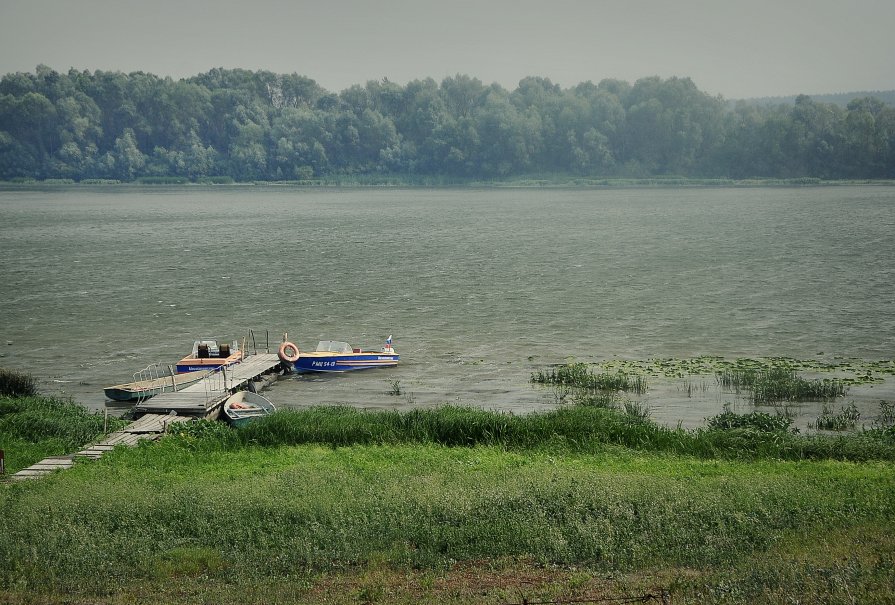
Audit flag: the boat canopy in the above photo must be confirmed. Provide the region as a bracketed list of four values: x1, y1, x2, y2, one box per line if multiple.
[316, 341, 353, 353]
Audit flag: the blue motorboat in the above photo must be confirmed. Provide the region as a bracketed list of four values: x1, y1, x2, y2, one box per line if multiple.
[279, 337, 399, 373]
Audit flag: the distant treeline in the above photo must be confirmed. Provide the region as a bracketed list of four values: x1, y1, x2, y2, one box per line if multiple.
[735, 89, 895, 109]
[1, 65, 893, 182]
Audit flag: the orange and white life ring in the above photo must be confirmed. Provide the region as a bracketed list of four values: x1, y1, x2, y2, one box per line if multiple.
[278, 341, 300, 363]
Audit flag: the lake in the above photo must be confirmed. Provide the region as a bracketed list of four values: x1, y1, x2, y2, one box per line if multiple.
[1, 185, 893, 429]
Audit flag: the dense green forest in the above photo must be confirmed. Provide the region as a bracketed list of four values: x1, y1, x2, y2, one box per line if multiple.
[1, 65, 893, 182]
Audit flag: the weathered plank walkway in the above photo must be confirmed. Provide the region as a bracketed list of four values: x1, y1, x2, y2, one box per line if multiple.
[133, 353, 283, 418]
[10, 413, 190, 481]
[7, 354, 284, 481]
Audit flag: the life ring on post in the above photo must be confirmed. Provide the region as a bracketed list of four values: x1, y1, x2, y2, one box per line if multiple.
[278, 341, 300, 363]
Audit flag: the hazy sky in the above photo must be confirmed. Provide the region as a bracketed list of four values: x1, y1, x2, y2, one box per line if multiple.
[1, 0, 893, 99]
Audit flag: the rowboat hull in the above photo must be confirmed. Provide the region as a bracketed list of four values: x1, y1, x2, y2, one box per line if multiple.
[223, 391, 276, 427]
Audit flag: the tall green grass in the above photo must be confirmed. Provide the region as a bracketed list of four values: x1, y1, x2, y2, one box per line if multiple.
[230, 404, 895, 462]
[1, 394, 894, 603]
[0, 395, 126, 474]
[2, 439, 892, 597]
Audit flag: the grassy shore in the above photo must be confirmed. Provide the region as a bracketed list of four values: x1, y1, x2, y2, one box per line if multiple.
[2, 392, 894, 604]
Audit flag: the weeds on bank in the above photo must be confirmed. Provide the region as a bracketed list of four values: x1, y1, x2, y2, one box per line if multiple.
[0, 368, 38, 397]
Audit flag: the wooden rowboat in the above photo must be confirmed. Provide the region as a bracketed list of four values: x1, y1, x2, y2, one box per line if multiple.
[223, 390, 276, 427]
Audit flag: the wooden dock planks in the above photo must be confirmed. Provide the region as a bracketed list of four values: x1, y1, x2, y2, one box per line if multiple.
[9, 414, 191, 480]
[134, 353, 283, 417]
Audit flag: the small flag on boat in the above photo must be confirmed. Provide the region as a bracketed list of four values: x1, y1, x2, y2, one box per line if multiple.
[386, 335, 392, 345]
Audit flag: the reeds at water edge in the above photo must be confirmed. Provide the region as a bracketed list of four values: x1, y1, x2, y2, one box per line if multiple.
[716, 366, 847, 403]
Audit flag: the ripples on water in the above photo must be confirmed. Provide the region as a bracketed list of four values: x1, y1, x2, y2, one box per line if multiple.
[1, 185, 893, 428]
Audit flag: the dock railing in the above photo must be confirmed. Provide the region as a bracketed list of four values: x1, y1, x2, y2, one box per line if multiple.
[248, 329, 271, 355]
[132, 362, 190, 403]
[201, 365, 230, 404]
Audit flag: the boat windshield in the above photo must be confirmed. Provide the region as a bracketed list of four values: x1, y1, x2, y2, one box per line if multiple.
[316, 341, 353, 353]
[191, 339, 240, 358]
[192, 339, 220, 357]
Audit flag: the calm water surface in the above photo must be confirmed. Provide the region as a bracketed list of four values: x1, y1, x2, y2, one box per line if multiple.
[1, 185, 893, 428]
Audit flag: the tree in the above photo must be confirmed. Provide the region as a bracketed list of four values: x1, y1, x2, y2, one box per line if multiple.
[0, 66, 893, 182]
[441, 74, 486, 119]
[622, 77, 725, 175]
[103, 128, 146, 180]
[0, 91, 57, 174]
[0, 130, 39, 178]
[473, 86, 541, 176]
[841, 97, 890, 177]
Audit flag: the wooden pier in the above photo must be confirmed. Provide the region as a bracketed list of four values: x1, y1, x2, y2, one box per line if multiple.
[10, 413, 191, 481]
[133, 353, 283, 418]
[8, 353, 285, 481]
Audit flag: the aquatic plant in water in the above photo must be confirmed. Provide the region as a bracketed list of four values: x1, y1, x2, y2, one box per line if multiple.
[596, 356, 893, 385]
[716, 366, 847, 403]
[875, 400, 895, 428]
[531, 362, 647, 394]
[813, 402, 861, 431]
